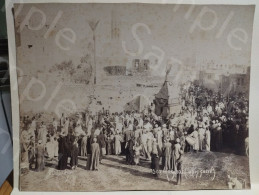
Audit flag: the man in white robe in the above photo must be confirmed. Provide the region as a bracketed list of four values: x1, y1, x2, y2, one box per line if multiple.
[205, 127, 211, 151]
[198, 124, 205, 151]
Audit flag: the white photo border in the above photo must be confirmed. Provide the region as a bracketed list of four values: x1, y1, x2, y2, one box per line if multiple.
[5, 0, 259, 194]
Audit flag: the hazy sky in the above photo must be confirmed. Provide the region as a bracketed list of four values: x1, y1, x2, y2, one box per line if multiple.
[15, 4, 255, 72]
[14, 3, 255, 113]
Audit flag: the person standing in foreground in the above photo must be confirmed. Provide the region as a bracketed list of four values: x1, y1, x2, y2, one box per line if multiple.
[162, 137, 172, 171]
[52, 118, 58, 134]
[114, 132, 122, 155]
[28, 136, 35, 170]
[97, 131, 106, 163]
[89, 138, 100, 171]
[125, 137, 135, 165]
[133, 142, 141, 165]
[35, 140, 45, 172]
[81, 135, 88, 157]
[173, 138, 184, 185]
[60, 113, 65, 130]
[205, 127, 211, 151]
[70, 137, 79, 170]
[189, 128, 199, 152]
[151, 138, 161, 176]
[57, 132, 69, 170]
[37, 122, 48, 146]
[198, 124, 205, 152]
[141, 129, 150, 160]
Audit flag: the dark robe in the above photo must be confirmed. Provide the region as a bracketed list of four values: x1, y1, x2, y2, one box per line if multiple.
[151, 142, 161, 174]
[58, 136, 69, 170]
[70, 143, 79, 168]
[236, 124, 246, 155]
[66, 134, 74, 157]
[151, 153, 160, 174]
[120, 133, 126, 155]
[125, 139, 134, 165]
[210, 124, 217, 151]
[106, 138, 113, 155]
[97, 133, 106, 161]
[215, 127, 223, 151]
[173, 143, 184, 185]
[77, 137, 82, 156]
[226, 120, 234, 148]
[87, 137, 91, 154]
[35, 143, 45, 172]
[124, 130, 133, 142]
[28, 140, 35, 169]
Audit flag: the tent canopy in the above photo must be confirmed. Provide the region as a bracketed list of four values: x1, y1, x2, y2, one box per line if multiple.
[155, 80, 180, 101]
[124, 95, 150, 112]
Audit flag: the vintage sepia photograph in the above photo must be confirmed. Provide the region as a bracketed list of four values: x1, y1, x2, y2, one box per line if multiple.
[14, 3, 254, 191]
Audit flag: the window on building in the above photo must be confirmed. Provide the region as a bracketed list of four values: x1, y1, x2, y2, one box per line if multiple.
[134, 59, 140, 69]
[143, 59, 150, 70]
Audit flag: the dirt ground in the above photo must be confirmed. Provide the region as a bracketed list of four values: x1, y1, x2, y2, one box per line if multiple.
[20, 151, 250, 192]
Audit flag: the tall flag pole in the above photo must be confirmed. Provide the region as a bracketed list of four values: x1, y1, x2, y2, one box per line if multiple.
[88, 20, 99, 85]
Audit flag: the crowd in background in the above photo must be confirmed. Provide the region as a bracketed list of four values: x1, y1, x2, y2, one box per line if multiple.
[20, 82, 249, 185]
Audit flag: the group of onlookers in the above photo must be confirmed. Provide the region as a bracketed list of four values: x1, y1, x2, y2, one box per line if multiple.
[20, 82, 248, 185]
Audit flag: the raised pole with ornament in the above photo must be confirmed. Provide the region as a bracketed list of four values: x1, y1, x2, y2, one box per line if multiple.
[88, 20, 99, 85]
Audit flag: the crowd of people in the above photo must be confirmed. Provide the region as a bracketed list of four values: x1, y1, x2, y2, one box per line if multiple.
[20, 82, 249, 185]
